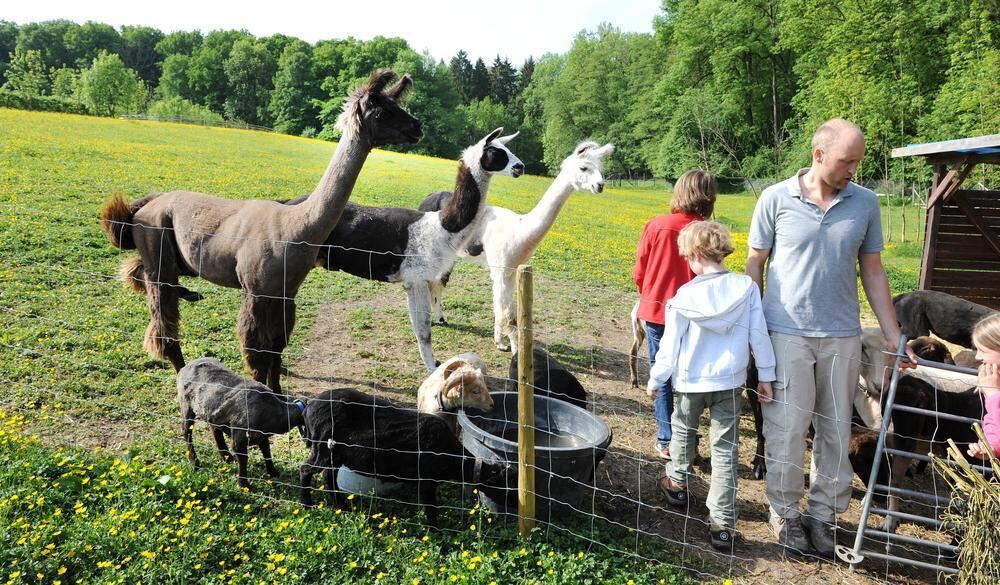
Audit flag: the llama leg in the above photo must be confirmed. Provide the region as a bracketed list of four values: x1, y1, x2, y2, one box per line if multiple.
[492, 275, 517, 353]
[628, 306, 645, 388]
[405, 281, 437, 371]
[259, 438, 278, 477]
[135, 231, 186, 371]
[238, 295, 295, 393]
[232, 430, 251, 490]
[429, 280, 446, 325]
[212, 427, 233, 463]
[181, 406, 200, 468]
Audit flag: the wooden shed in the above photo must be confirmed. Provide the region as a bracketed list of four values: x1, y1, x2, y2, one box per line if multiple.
[892, 134, 1000, 308]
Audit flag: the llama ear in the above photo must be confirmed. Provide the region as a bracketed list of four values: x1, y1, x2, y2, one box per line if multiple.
[574, 141, 597, 156]
[484, 127, 503, 144]
[595, 143, 615, 159]
[385, 74, 413, 100]
[497, 131, 519, 145]
[365, 69, 397, 95]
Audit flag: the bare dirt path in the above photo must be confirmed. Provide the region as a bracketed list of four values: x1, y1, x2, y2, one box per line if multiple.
[285, 271, 945, 584]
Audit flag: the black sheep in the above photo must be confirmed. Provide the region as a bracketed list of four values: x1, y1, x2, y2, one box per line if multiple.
[506, 348, 588, 410]
[299, 388, 503, 528]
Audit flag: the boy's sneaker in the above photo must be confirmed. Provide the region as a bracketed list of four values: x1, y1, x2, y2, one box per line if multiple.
[654, 442, 671, 460]
[801, 515, 836, 557]
[707, 517, 736, 552]
[656, 471, 688, 508]
[769, 514, 811, 555]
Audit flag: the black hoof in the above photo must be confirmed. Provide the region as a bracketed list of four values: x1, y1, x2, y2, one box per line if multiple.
[179, 289, 204, 302]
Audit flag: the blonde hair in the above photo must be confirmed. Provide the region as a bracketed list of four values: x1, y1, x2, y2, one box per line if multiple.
[670, 169, 717, 217]
[677, 221, 734, 263]
[972, 312, 1000, 352]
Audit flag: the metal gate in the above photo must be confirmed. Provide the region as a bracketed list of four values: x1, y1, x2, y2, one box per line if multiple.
[836, 336, 992, 574]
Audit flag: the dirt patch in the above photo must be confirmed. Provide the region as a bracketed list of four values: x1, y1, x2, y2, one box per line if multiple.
[285, 272, 947, 584]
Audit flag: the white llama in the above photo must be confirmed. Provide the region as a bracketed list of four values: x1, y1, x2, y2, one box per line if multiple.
[419, 141, 614, 353]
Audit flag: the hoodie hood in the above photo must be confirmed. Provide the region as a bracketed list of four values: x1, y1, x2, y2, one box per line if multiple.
[670, 272, 757, 334]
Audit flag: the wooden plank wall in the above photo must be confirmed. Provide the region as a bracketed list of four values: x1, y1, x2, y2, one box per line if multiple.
[929, 189, 1000, 308]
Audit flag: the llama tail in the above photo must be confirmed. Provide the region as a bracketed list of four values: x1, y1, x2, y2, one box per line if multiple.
[100, 192, 161, 249]
[119, 256, 147, 295]
[100, 192, 136, 249]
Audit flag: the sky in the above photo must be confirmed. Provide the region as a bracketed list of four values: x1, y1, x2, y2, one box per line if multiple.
[4, 0, 664, 65]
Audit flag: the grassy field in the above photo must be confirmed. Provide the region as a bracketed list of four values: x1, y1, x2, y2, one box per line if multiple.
[0, 108, 925, 583]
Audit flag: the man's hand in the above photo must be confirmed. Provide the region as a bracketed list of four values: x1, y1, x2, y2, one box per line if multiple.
[757, 381, 773, 404]
[885, 338, 918, 371]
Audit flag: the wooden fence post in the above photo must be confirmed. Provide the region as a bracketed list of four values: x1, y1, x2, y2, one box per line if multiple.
[517, 265, 535, 537]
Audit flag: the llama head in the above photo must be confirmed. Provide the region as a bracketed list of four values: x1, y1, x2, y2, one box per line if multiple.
[560, 141, 615, 193]
[336, 69, 423, 147]
[440, 354, 493, 412]
[462, 127, 525, 179]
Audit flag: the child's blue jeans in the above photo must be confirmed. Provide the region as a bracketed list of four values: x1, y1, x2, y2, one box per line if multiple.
[645, 322, 673, 445]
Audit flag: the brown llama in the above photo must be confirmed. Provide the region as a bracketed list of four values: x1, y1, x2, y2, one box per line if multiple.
[101, 70, 422, 392]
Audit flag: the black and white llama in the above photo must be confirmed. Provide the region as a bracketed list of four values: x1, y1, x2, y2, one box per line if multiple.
[419, 141, 613, 353]
[285, 128, 524, 371]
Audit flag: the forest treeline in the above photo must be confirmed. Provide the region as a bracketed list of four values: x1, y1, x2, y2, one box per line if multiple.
[2, 0, 998, 181]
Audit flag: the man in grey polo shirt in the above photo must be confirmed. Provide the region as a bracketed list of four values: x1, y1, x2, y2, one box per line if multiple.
[746, 118, 915, 556]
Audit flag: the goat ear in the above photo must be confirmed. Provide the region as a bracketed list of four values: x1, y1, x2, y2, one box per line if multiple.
[497, 131, 519, 145]
[483, 127, 503, 144]
[365, 69, 397, 95]
[385, 74, 413, 100]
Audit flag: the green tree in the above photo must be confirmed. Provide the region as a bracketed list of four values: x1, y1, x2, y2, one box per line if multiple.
[3, 48, 49, 98]
[223, 38, 276, 125]
[189, 30, 251, 113]
[119, 25, 165, 87]
[449, 50, 474, 103]
[460, 97, 518, 145]
[63, 21, 120, 68]
[919, 0, 1000, 141]
[155, 30, 203, 58]
[488, 56, 518, 105]
[0, 20, 17, 79]
[471, 57, 490, 100]
[15, 20, 76, 70]
[269, 40, 316, 134]
[50, 66, 81, 99]
[156, 54, 194, 100]
[79, 50, 146, 116]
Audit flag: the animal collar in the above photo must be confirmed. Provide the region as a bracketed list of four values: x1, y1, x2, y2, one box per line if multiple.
[438, 391, 454, 412]
[293, 399, 306, 414]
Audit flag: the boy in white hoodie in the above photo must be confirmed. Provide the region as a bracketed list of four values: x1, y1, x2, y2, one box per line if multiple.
[647, 221, 776, 551]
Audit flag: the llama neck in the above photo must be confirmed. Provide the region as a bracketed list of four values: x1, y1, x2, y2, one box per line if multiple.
[299, 134, 372, 240]
[440, 163, 491, 233]
[519, 173, 576, 245]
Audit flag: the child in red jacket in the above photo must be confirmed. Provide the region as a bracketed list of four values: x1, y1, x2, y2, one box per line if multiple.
[632, 170, 717, 459]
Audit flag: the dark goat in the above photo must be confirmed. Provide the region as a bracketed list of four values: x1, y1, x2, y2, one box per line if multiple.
[851, 374, 983, 531]
[299, 388, 503, 528]
[505, 348, 588, 410]
[177, 358, 305, 490]
[894, 290, 995, 349]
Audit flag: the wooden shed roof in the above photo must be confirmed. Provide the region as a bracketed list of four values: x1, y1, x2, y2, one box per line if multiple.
[892, 134, 1000, 159]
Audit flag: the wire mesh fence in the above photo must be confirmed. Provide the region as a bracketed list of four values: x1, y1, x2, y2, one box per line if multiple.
[0, 201, 992, 584]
